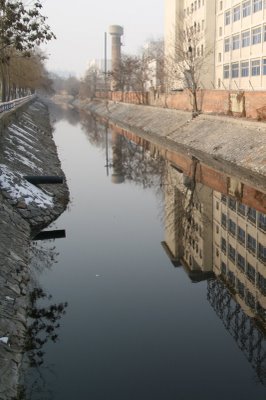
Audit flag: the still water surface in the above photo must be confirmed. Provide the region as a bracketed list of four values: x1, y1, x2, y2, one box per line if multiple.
[24, 105, 266, 400]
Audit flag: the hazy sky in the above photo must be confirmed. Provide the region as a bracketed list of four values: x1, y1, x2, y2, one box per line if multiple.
[41, 0, 164, 77]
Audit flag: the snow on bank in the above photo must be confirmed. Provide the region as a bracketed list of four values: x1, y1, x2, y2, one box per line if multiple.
[0, 164, 53, 208]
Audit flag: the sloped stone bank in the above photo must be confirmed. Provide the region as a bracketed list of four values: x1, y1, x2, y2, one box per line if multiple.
[74, 99, 266, 194]
[0, 99, 69, 399]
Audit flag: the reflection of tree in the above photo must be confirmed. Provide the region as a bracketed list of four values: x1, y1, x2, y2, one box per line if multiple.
[47, 101, 81, 126]
[25, 287, 68, 368]
[80, 113, 107, 150]
[29, 240, 59, 276]
[18, 287, 68, 399]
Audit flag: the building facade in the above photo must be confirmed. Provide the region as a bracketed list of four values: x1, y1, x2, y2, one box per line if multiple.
[164, 0, 216, 89]
[217, 0, 266, 90]
[165, 0, 266, 90]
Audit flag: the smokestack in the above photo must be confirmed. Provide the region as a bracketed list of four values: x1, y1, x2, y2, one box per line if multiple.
[108, 25, 124, 91]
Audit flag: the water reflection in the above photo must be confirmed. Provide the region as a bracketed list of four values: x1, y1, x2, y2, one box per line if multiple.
[80, 114, 266, 385]
[22, 107, 266, 398]
[161, 163, 266, 384]
[20, 239, 68, 399]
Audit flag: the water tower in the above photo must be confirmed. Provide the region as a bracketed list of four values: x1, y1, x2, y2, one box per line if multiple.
[108, 25, 124, 91]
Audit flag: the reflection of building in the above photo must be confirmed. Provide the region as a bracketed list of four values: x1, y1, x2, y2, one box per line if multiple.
[213, 190, 266, 324]
[162, 162, 266, 329]
[161, 164, 266, 382]
[162, 164, 213, 281]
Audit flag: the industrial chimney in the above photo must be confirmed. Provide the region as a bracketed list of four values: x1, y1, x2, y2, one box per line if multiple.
[108, 25, 124, 91]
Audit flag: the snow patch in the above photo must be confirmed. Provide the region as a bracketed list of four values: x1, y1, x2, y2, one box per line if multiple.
[0, 164, 53, 208]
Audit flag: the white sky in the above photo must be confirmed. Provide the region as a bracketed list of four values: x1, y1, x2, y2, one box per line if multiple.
[41, 0, 164, 77]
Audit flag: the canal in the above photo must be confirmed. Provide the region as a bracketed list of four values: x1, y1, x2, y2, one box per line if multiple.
[22, 104, 266, 400]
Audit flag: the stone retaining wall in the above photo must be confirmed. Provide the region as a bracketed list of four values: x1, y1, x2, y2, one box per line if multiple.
[0, 98, 69, 399]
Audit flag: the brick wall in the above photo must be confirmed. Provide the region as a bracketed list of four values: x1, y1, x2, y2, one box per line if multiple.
[95, 89, 266, 120]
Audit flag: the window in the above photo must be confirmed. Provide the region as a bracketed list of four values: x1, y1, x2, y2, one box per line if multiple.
[220, 1, 223, 10]
[219, 26, 223, 36]
[225, 10, 230, 25]
[229, 197, 236, 210]
[237, 279, 245, 298]
[247, 263, 255, 283]
[221, 237, 227, 253]
[252, 27, 261, 44]
[224, 37, 230, 52]
[198, 0, 201, 7]
[242, 30, 250, 47]
[246, 290, 255, 309]
[241, 61, 249, 77]
[229, 219, 236, 236]
[221, 213, 227, 227]
[247, 207, 256, 223]
[243, 0, 251, 17]
[221, 194, 227, 204]
[194, 1, 197, 11]
[238, 202, 246, 216]
[247, 234, 256, 253]
[232, 34, 240, 49]
[223, 64, 230, 79]
[237, 253, 245, 271]
[258, 213, 266, 230]
[253, 0, 262, 13]
[258, 272, 266, 295]
[228, 270, 235, 286]
[233, 6, 240, 21]
[218, 52, 222, 62]
[202, 19, 205, 30]
[237, 226, 246, 244]
[264, 25, 266, 41]
[221, 261, 227, 275]
[251, 59, 261, 76]
[258, 243, 266, 262]
[232, 62, 239, 76]
[263, 59, 266, 75]
[229, 244, 236, 262]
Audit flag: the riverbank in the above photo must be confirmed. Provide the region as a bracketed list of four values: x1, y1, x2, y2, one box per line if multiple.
[73, 98, 266, 195]
[0, 98, 69, 399]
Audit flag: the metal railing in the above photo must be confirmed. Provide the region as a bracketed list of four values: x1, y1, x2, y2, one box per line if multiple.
[0, 94, 35, 114]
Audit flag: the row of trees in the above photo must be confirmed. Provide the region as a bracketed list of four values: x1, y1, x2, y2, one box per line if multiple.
[0, 0, 55, 101]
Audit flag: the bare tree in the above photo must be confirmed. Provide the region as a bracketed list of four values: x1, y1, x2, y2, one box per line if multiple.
[165, 18, 213, 115]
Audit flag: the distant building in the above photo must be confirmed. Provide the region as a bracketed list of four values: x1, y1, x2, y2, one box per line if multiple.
[87, 59, 112, 73]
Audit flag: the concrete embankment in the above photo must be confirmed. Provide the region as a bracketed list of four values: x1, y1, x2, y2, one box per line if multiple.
[0, 98, 69, 399]
[74, 99, 266, 194]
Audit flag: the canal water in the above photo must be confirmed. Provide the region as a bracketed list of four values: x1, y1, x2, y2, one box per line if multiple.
[22, 104, 266, 400]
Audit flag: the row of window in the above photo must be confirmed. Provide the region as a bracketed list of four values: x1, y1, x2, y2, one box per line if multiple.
[224, 25, 266, 52]
[224, 59, 266, 78]
[220, 195, 266, 231]
[221, 235, 266, 262]
[221, 259, 266, 297]
[224, 0, 265, 26]
[184, 0, 205, 16]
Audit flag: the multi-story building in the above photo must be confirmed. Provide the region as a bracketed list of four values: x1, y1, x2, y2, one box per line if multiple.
[164, 0, 216, 89]
[216, 0, 266, 90]
[165, 0, 266, 90]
